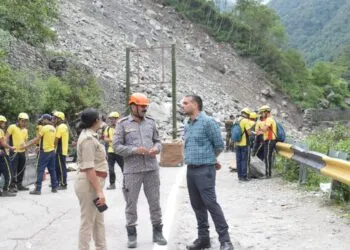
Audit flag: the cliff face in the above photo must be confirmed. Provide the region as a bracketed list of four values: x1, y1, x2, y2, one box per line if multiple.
[6, 0, 304, 139]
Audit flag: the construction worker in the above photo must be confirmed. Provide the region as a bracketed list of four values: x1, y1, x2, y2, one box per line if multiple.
[22, 114, 59, 195]
[257, 105, 277, 178]
[104, 111, 124, 190]
[252, 111, 266, 161]
[0, 116, 16, 197]
[6, 112, 29, 192]
[53, 111, 69, 190]
[113, 93, 167, 248]
[235, 108, 253, 181]
[224, 115, 234, 151]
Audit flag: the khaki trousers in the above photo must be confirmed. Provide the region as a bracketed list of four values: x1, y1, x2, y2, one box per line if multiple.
[75, 173, 106, 250]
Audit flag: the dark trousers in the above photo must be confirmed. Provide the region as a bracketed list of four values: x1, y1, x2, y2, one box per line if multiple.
[36, 151, 58, 191]
[264, 140, 277, 177]
[187, 165, 230, 243]
[10, 152, 26, 186]
[235, 146, 249, 179]
[55, 153, 67, 186]
[107, 152, 124, 185]
[0, 155, 11, 191]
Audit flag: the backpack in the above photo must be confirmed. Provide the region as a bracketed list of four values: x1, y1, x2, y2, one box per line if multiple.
[276, 122, 286, 142]
[231, 122, 242, 142]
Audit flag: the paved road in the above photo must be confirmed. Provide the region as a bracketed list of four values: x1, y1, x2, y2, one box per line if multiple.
[0, 164, 185, 250]
[2, 152, 350, 250]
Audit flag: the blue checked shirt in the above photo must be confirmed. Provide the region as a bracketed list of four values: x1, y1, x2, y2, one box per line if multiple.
[184, 112, 224, 165]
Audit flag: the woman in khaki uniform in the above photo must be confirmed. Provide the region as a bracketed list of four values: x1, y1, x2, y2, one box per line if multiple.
[75, 108, 108, 250]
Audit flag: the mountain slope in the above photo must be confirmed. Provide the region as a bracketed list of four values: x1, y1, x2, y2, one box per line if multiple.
[14, 0, 301, 137]
[269, 0, 350, 64]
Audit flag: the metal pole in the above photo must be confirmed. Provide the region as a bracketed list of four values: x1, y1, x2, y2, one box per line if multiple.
[171, 44, 177, 139]
[126, 48, 131, 113]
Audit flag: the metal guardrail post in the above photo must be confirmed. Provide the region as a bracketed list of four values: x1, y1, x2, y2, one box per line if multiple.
[125, 48, 131, 113]
[328, 150, 348, 200]
[171, 44, 177, 139]
[296, 142, 309, 185]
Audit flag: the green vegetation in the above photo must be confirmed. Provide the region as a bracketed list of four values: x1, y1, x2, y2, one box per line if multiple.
[269, 0, 350, 64]
[0, 1, 102, 124]
[0, 0, 58, 46]
[275, 124, 350, 202]
[167, 0, 350, 109]
[0, 54, 102, 122]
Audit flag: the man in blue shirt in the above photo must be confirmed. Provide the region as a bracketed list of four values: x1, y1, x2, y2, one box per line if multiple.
[183, 95, 233, 250]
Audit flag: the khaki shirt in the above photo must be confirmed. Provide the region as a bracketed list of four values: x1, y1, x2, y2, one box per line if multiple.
[113, 115, 162, 174]
[77, 129, 108, 173]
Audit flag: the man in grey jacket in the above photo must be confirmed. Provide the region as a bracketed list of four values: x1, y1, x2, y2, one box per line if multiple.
[113, 93, 167, 248]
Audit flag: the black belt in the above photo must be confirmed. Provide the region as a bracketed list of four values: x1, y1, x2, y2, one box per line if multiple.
[187, 164, 212, 168]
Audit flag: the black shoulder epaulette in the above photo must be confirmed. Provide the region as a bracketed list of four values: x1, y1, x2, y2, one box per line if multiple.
[145, 115, 155, 121]
[118, 117, 129, 123]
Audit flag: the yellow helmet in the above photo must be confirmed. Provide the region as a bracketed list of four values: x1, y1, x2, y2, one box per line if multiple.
[241, 108, 251, 115]
[18, 112, 29, 120]
[249, 112, 258, 119]
[259, 105, 271, 113]
[108, 112, 120, 118]
[0, 115, 7, 122]
[54, 111, 65, 120]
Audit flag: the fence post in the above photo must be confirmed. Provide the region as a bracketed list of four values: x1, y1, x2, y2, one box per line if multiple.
[296, 143, 309, 185]
[171, 44, 177, 139]
[125, 48, 131, 113]
[328, 150, 348, 200]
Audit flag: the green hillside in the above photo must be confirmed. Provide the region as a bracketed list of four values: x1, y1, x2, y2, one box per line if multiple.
[269, 0, 350, 64]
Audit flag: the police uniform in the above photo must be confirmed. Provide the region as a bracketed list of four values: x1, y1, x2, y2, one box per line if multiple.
[113, 115, 163, 227]
[55, 123, 69, 187]
[0, 128, 12, 192]
[7, 124, 28, 188]
[34, 124, 59, 192]
[75, 129, 108, 250]
[104, 125, 124, 186]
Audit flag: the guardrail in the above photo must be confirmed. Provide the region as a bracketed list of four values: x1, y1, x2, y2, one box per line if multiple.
[276, 142, 350, 187]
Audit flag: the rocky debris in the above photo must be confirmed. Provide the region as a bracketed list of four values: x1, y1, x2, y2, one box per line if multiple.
[318, 99, 330, 109]
[6, 0, 304, 141]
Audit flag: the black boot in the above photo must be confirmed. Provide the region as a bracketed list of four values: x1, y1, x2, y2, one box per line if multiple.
[153, 224, 167, 245]
[220, 241, 234, 250]
[17, 184, 29, 191]
[126, 226, 137, 248]
[1, 190, 17, 197]
[186, 238, 211, 250]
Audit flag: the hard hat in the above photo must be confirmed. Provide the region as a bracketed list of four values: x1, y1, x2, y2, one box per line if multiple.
[129, 93, 150, 106]
[0, 115, 7, 122]
[108, 112, 120, 118]
[18, 112, 29, 120]
[241, 108, 251, 115]
[40, 114, 53, 120]
[249, 112, 258, 119]
[54, 111, 65, 120]
[259, 105, 271, 113]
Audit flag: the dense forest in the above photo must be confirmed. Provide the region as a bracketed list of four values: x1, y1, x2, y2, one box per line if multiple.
[269, 0, 350, 64]
[169, 0, 350, 109]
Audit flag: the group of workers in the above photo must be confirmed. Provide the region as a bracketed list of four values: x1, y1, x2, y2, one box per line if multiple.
[0, 110, 126, 197]
[225, 105, 277, 180]
[0, 112, 70, 196]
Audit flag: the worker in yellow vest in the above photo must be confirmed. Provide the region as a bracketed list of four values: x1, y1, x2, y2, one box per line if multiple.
[53, 111, 69, 190]
[6, 112, 29, 192]
[22, 114, 59, 195]
[104, 111, 124, 190]
[0, 115, 16, 197]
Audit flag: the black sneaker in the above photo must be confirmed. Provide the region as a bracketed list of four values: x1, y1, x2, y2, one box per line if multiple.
[29, 189, 41, 195]
[17, 185, 29, 191]
[51, 188, 58, 193]
[107, 184, 116, 190]
[57, 185, 67, 190]
[186, 238, 211, 250]
[1, 190, 17, 197]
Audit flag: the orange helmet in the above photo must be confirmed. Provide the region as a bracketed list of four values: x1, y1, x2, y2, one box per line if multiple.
[129, 93, 150, 106]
